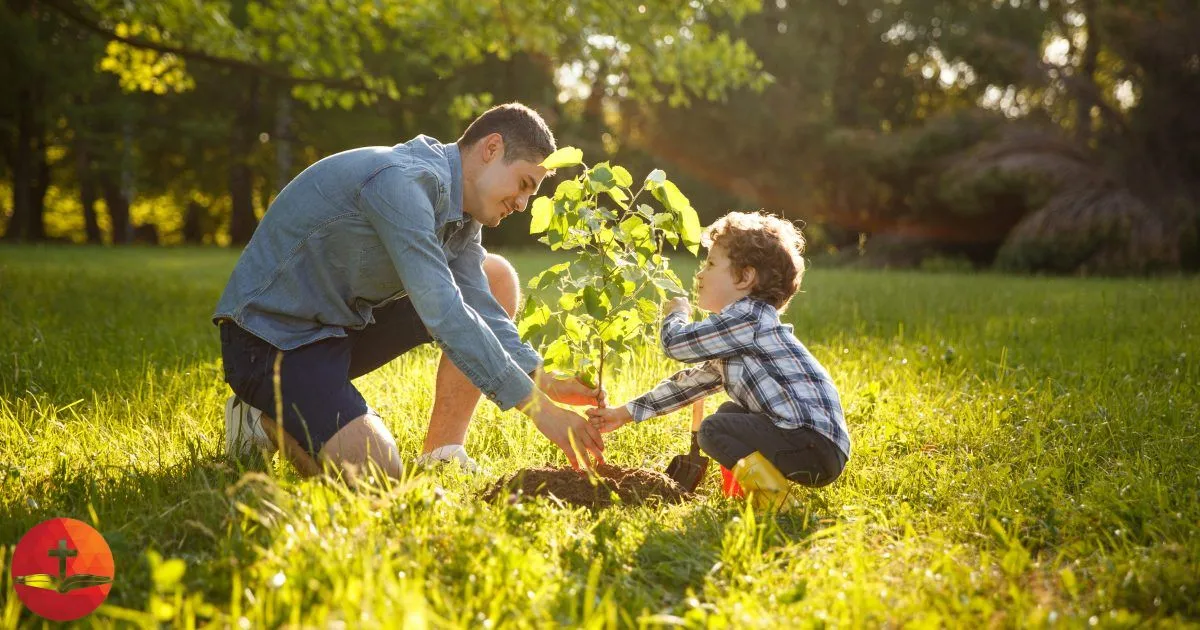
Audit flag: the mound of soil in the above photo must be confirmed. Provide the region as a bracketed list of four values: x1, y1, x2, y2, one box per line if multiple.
[482, 464, 691, 508]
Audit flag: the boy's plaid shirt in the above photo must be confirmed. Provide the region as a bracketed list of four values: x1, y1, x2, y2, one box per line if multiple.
[627, 296, 851, 459]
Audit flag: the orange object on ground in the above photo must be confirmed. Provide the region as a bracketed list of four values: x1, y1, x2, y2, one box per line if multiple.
[720, 465, 744, 498]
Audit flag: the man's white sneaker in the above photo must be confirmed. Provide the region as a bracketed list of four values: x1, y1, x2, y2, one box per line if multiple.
[415, 444, 480, 474]
[224, 395, 277, 457]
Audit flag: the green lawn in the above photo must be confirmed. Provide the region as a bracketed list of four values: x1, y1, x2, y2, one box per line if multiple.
[1, 245, 1198, 628]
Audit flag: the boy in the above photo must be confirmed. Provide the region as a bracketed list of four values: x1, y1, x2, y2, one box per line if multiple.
[587, 212, 850, 509]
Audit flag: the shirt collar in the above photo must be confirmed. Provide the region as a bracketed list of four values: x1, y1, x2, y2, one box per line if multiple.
[444, 141, 465, 224]
[723, 295, 779, 320]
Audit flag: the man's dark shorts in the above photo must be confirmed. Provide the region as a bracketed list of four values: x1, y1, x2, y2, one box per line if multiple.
[219, 297, 432, 456]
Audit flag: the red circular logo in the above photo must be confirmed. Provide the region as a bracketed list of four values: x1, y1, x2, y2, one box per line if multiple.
[11, 518, 115, 622]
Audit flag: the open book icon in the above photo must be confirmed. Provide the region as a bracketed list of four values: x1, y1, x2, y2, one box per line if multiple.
[15, 573, 113, 594]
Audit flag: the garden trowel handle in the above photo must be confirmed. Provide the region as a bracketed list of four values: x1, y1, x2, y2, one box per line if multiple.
[690, 399, 704, 432]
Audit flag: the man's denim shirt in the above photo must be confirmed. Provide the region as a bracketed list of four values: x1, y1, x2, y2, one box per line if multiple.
[213, 135, 541, 410]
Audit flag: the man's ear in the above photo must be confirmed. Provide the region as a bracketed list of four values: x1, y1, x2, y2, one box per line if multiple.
[482, 133, 505, 163]
[735, 267, 757, 291]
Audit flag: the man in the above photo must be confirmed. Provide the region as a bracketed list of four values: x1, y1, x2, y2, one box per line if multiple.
[213, 103, 605, 478]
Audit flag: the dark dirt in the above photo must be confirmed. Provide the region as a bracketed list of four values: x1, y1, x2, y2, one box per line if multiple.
[482, 464, 692, 508]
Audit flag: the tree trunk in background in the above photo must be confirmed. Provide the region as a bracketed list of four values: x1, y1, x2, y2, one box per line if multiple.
[182, 200, 205, 244]
[100, 172, 131, 244]
[275, 91, 292, 193]
[75, 134, 102, 244]
[29, 121, 49, 241]
[3, 88, 35, 241]
[229, 74, 260, 244]
[1075, 0, 1099, 145]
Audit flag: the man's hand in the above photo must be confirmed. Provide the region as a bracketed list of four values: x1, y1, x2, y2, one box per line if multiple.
[586, 404, 633, 434]
[663, 297, 690, 316]
[520, 391, 605, 469]
[536, 371, 608, 407]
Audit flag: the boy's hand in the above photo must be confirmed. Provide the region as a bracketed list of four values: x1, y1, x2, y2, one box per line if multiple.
[663, 297, 690, 316]
[587, 404, 634, 433]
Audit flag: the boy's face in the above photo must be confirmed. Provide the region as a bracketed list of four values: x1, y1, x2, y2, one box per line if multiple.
[695, 243, 754, 312]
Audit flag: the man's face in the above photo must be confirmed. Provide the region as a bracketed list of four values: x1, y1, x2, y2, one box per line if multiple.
[466, 144, 549, 227]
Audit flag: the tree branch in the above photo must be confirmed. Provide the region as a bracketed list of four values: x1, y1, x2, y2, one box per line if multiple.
[39, 0, 379, 94]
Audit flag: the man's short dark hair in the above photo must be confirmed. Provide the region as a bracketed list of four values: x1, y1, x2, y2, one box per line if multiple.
[458, 103, 557, 164]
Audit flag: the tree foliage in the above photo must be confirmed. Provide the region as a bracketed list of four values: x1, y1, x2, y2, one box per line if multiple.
[617, 0, 1200, 272]
[519, 148, 701, 390]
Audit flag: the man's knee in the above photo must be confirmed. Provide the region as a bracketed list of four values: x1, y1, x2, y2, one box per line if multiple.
[483, 253, 520, 317]
[318, 414, 404, 480]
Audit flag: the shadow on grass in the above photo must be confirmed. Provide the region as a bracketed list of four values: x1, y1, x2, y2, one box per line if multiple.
[621, 489, 837, 611]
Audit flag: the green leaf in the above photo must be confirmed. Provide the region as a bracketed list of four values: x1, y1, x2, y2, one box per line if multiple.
[600, 316, 628, 342]
[543, 337, 571, 369]
[637, 298, 659, 324]
[583, 286, 607, 320]
[665, 268, 686, 292]
[541, 147, 583, 169]
[645, 169, 666, 186]
[619, 215, 650, 242]
[612, 165, 633, 188]
[577, 367, 598, 389]
[680, 206, 702, 254]
[564, 314, 587, 341]
[518, 303, 550, 339]
[606, 187, 629, 207]
[529, 196, 553, 234]
[663, 228, 680, 247]
[652, 273, 681, 296]
[555, 179, 584, 201]
[604, 281, 627, 307]
[558, 291, 578, 310]
[528, 262, 569, 291]
[587, 165, 616, 193]
[654, 180, 691, 213]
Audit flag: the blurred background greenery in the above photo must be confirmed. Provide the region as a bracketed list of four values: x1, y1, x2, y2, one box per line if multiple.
[2, 0, 1197, 275]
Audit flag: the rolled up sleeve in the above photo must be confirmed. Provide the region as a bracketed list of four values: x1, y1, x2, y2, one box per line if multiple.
[358, 166, 534, 409]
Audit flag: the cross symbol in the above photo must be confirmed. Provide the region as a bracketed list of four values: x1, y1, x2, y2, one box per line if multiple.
[47, 539, 77, 578]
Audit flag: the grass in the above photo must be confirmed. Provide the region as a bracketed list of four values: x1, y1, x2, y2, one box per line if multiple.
[1, 244, 1198, 628]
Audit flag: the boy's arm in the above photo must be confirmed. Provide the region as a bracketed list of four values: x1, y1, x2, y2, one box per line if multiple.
[626, 361, 724, 422]
[659, 301, 758, 363]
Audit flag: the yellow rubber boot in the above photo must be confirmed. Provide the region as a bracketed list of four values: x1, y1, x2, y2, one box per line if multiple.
[732, 452, 801, 511]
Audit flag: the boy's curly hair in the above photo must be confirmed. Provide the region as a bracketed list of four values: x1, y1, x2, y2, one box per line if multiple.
[701, 211, 806, 311]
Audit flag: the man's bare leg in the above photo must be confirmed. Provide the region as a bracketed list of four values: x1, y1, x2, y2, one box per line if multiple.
[421, 254, 520, 454]
[254, 254, 517, 478]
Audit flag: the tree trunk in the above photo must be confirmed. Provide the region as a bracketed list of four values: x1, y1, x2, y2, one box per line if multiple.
[182, 200, 205, 244]
[100, 172, 131, 245]
[229, 74, 261, 244]
[3, 88, 35, 241]
[275, 91, 293, 193]
[75, 133, 102, 244]
[1075, 0, 1099, 145]
[29, 121, 49, 241]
